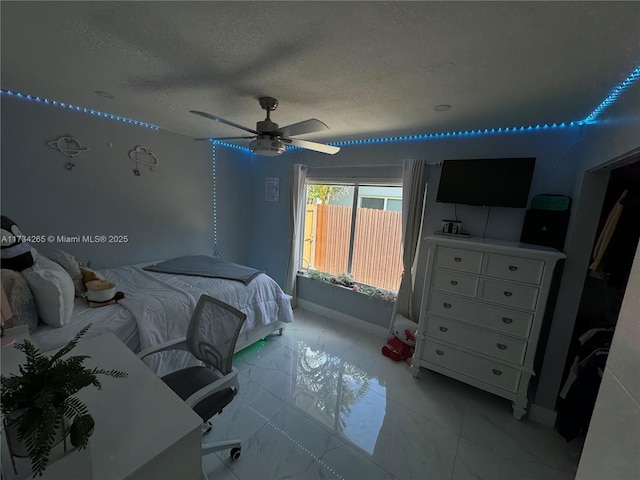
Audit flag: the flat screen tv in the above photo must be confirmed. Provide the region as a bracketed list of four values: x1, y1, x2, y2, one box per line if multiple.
[436, 157, 536, 208]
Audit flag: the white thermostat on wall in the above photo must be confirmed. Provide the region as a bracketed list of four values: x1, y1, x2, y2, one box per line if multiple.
[265, 177, 280, 202]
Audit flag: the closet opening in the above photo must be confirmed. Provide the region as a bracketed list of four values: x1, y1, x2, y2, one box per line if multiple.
[556, 151, 640, 442]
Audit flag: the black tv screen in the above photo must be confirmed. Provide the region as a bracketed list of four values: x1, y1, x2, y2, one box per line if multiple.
[436, 157, 536, 208]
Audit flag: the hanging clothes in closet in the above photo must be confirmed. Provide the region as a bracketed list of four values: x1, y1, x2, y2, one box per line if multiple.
[556, 327, 614, 442]
[589, 189, 628, 272]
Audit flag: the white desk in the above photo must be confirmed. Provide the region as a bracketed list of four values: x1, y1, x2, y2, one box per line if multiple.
[1, 333, 202, 479]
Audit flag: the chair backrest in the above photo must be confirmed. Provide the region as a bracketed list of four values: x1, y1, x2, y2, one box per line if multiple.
[186, 294, 247, 375]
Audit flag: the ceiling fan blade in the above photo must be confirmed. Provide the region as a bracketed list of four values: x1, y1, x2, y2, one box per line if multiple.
[284, 138, 340, 155]
[194, 136, 256, 141]
[280, 119, 329, 137]
[190, 110, 260, 135]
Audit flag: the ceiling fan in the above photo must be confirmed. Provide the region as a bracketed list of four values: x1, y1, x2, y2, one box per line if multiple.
[191, 96, 340, 156]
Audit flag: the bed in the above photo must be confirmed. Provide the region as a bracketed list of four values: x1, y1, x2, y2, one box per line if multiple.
[3, 254, 293, 377]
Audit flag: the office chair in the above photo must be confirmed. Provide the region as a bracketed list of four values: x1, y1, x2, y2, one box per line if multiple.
[138, 294, 247, 477]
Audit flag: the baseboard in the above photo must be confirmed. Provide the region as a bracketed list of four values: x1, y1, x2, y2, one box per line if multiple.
[529, 403, 557, 427]
[296, 298, 389, 339]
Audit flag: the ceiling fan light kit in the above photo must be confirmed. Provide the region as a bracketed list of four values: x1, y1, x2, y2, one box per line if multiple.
[191, 96, 340, 156]
[249, 138, 286, 156]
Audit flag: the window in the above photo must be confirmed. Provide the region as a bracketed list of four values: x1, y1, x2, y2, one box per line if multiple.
[386, 198, 402, 212]
[360, 196, 403, 212]
[302, 181, 403, 292]
[360, 197, 384, 210]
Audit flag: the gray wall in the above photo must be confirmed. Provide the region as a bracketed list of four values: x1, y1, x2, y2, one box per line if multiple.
[1, 95, 214, 268]
[297, 275, 394, 330]
[211, 145, 255, 265]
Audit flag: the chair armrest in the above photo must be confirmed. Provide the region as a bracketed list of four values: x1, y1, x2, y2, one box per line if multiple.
[137, 337, 190, 360]
[184, 367, 239, 408]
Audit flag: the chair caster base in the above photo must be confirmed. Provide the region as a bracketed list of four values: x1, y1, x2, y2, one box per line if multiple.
[230, 447, 241, 460]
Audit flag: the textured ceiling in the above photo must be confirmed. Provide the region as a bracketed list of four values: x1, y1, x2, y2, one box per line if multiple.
[2, 1, 639, 144]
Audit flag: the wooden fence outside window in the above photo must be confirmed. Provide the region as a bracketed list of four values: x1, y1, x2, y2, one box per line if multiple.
[304, 204, 402, 291]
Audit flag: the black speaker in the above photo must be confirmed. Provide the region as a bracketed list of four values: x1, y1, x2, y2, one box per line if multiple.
[520, 209, 570, 251]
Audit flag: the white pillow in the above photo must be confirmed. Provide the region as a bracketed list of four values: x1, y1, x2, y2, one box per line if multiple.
[22, 255, 74, 327]
[49, 249, 85, 297]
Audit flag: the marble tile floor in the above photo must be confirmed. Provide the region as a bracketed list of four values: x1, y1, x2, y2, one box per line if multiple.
[202, 307, 584, 480]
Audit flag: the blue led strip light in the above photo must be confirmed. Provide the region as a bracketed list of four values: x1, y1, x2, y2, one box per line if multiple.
[329, 122, 581, 146]
[213, 64, 639, 151]
[212, 140, 252, 153]
[7, 63, 636, 148]
[0, 89, 160, 130]
[211, 142, 218, 255]
[216, 122, 581, 153]
[583, 65, 640, 123]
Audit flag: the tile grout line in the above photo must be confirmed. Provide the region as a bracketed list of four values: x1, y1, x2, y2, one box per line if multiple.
[248, 406, 347, 480]
[449, 398, 470, 480]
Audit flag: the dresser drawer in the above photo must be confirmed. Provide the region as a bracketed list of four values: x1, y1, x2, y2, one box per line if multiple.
[484, 254, 544, 284]
[480, 279, 539, 311]
[428, 292, 533, 338]
[426, 317, 528, 365]
[432, 269, 478, 297]
[434, 247, 483, 274]
[422, 340, 521, 393]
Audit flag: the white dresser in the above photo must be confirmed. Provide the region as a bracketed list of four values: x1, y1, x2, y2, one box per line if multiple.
[411, 236, 565, 419]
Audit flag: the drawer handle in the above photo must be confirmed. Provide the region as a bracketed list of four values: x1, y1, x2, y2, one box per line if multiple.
[454, 257, 462, 262]
[508, 265, 518, 271]
[443, 302, 452, 309]
[497, 343, 508, 350]
[435, 349, 445, 356]
[492, 369, 503, 376]
[502, 317, 513, 324]
[439, 326, 448, 333]
[450, 280, 458, 286]
[503, 291, 513, 297]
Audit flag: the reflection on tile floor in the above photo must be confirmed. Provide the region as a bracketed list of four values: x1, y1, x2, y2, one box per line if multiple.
[204, 308, 583, 479]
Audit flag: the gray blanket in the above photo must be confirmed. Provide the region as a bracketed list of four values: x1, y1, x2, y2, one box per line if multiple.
[143, 255, 262, 285]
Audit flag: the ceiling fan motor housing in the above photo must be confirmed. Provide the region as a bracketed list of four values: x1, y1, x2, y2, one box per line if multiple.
[249, 137, 286, 156]
[257, 119, 279, 134]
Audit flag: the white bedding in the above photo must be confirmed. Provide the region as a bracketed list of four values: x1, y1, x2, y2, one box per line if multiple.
[31, 296, 140, 352]
[31, 264, 293, 376]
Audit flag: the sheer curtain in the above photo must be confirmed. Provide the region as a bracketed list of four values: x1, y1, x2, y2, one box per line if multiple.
[391, 159, 428, 328]
[284, 164, 308, 307]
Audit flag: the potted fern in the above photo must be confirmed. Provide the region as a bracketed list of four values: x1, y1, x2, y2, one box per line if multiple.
[1, 325, 127, 477]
